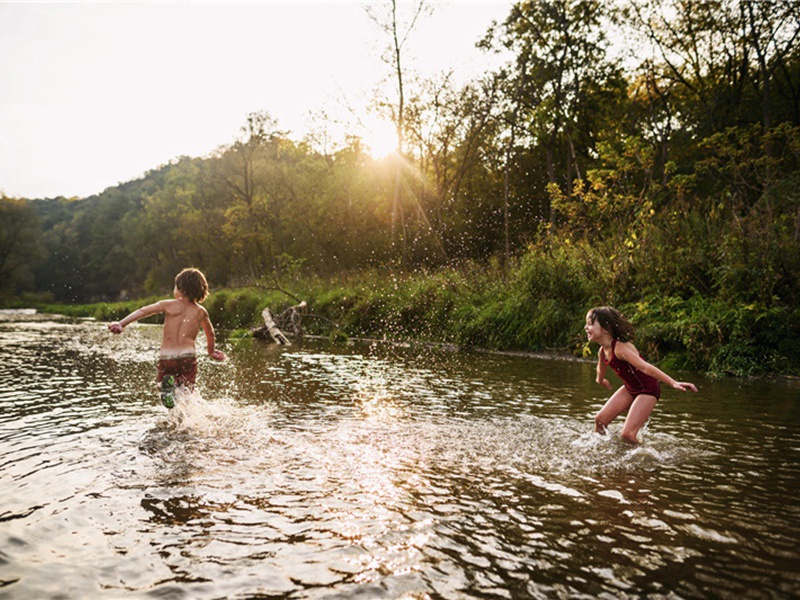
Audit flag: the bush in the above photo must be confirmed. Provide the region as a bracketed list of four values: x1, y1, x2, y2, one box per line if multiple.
[20, 238, 800, 378]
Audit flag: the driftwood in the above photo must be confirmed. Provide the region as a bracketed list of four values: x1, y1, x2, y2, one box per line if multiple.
[260, 308, 292, 345]
[252, 301, 308, 344]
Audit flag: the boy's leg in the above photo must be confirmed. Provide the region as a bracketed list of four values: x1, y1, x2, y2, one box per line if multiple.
[160, 374, 176, 408]
[175, 356, 197, 394]
[595, 387, 634, 434]
[619, 394, 658, 444]
[156, 358, 177, 409]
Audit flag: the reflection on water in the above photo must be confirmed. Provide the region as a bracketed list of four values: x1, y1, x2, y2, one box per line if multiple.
[1, 310, 799, 598]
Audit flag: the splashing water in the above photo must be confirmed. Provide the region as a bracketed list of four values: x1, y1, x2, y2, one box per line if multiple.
[166, 387, 229, 433]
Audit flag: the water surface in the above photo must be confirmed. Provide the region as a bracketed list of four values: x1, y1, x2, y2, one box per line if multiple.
[1, 310, 798, 598]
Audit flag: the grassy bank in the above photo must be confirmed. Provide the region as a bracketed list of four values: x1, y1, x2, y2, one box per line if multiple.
[19, 250, 800, 379]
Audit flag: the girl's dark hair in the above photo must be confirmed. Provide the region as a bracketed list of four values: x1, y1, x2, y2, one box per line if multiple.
[175, 268, 209, 303]
[587, 306, 635, 342]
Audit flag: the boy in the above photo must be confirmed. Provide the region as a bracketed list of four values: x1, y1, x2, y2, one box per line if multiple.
[108, 267, 226, 408]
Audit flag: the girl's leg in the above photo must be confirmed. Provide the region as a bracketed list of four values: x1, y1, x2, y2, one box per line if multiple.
[595, 387, 634, 434]
[619, 394, 658, 444]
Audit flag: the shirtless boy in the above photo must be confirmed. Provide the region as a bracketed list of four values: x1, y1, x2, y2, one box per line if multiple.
[108, 268, 226, 407]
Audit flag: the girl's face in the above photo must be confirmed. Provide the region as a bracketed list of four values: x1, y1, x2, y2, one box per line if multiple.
[584, 312, 608, 343]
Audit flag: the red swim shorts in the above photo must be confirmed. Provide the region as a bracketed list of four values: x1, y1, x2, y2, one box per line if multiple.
[156, 354, 197, 389]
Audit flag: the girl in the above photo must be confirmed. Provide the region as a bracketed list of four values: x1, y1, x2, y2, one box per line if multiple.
[585, 306, 697, 443]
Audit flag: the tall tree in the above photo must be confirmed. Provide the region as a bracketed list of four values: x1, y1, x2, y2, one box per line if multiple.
[367, 0, 430, 264]
[485, 0, 620, 222]
[211, 111, 286, 279]
[629, 0, 800, 135]
[404, 73, 502, 260]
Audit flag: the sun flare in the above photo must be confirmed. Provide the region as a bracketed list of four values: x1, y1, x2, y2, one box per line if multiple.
[359, 115, 399, 159]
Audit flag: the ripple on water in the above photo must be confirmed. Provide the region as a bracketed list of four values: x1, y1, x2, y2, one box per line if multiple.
[99, 390, 712, 593]
[2, 318, 799, 599]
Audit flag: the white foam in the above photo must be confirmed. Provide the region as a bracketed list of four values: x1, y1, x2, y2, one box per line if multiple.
[597, 489, 628, 503]
[167, 388, 229, 434]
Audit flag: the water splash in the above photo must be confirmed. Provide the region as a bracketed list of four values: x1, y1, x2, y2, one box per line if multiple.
[167, 388, 231, 434]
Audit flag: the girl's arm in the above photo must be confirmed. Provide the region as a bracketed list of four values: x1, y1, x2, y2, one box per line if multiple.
[596, 348, 612, 389]
[615, 342, 698, 392]
[108, 301, 167, 334]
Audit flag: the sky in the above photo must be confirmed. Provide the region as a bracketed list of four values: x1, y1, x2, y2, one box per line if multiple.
[0, 1, 514, 199]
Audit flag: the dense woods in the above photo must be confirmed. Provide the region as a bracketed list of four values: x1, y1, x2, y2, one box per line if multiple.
[2, 0, 799, 375]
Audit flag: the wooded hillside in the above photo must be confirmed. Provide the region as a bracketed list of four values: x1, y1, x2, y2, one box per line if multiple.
[2, 0, 799, 374]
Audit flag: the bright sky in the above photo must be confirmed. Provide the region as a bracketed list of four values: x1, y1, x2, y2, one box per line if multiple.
[0, 1, 513, 199]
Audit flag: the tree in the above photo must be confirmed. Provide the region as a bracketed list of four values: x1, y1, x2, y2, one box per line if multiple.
[367, 0, 431, 264]
[128, 157, 231, 293]
[629, 0, 800, 136]
[210, 111, 287, 280]
[0, 196, 45, 294]
[485, 0, 621, 223]
[405, 73, 503, 260]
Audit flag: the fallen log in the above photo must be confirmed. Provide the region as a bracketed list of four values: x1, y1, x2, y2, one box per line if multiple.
[252, 301, 310, 344]
[252, 301, 343, 344]
[260, 307, 292, 345]
[280, 300, 307, 337]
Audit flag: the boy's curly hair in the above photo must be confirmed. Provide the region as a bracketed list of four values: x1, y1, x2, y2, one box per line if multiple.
[175, 268, 209, 303]
[587, 306, 635, 342]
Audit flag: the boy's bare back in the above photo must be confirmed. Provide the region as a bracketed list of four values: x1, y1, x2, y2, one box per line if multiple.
[108, 296, 222, 360]
[108, 268, 226, 363]
[159, 298, 210, 356]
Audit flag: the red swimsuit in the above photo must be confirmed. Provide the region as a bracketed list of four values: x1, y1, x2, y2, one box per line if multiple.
[603, 339, 661, 400]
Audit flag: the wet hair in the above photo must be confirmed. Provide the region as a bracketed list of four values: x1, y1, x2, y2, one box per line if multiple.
[174, 268, 209, 303]
[587, 306, 635, 342]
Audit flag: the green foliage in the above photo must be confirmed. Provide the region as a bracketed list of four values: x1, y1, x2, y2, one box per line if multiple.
[8, 2, 800, 378]
[631, 296, 800, 377]
[0, 195, 45, 295]
[23, 247, 800, 378]
[209, 290, 265, 330]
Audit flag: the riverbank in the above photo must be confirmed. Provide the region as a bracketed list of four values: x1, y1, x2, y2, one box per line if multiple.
[13, 262, 800, 378]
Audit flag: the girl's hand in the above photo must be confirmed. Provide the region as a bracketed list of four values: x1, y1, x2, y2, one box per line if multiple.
[599, 378, 612, 390]
[108, 322, 123, 334]
[209, 349, 227, 361]
[673, 381, 698, 392]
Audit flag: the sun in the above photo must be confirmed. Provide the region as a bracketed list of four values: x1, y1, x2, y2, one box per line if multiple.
[359, 114, 399, 159]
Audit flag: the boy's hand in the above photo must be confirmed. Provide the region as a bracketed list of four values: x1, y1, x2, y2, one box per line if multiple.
[108, 322, 123, 334]
[209, 349, 227, 361]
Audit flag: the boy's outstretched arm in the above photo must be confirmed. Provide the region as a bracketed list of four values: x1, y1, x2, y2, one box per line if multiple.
[107, 302, 167, 334]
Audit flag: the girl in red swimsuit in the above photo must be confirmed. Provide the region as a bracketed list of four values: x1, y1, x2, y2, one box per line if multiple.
[585, 306, 698, 443]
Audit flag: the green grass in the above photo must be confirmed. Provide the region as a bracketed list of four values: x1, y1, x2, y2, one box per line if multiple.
[16, 250, 800, 378]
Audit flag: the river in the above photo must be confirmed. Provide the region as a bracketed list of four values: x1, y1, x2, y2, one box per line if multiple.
[1, 310, 798, 599]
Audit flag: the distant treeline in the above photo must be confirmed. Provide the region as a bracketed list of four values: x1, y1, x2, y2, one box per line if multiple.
[2, 0, 799, 374]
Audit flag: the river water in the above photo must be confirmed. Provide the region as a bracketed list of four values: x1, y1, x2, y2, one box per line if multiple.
[0, 310, 798, 599]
